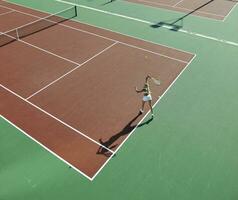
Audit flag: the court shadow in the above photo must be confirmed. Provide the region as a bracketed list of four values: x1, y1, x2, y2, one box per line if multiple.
[101, 0, 116, 6]
[150, 0, 214, 31]
[97, 112, 153, 157]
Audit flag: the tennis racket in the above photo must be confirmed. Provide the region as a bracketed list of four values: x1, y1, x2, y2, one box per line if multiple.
[151, 77, 161, 85]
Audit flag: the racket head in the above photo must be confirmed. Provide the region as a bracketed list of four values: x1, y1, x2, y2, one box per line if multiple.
[151, 77, 161, 85]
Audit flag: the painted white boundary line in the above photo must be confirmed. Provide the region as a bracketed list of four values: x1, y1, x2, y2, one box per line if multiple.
[54, 1, 194, 57]
[0, 3, 116, 43]
[1, 6, 73, 34]
[3, 0, 237, 180]
[56, 0, 238, 47]
[223, 1, 238, 21]
[19, 39, 79, 65]
[179, 29, 238, 46]
[114, 54, 196, 155]
[3, 0, 238, 50]
[92, 54, 197, 180]
[121, 42, 188, 63]
[0, 0, 224, 22]
[0, 3, 189, 64]
[0, 115, 94, 181]
[0, 84, 115, 154]
[44, 20, 189, 64]
[136, 0, 237, 22]
[123, 0, 221, 22]
[0, 51, 196, 181]
[0, 0, 197, 180]
[0, 9, 13, 16]
[0, 7, 79, 65]
[26, 42, 118, 99]
[0, 3, 192, 141]
[70, 17, 194, 56]
[137, 0, 225, 18]
[176, 5, 225, 18]
[91, 97, 163, 180]
[173, 0, 185, 7]
[1, 0, 194, 57]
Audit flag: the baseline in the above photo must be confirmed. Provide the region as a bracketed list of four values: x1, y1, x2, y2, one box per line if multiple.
[0, 84, 114, 154]
[0, 115, 95, 181]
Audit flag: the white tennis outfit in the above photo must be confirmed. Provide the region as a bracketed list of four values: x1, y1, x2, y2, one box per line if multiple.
[143, 94, 152, 102]
[142, 83, 152, 102]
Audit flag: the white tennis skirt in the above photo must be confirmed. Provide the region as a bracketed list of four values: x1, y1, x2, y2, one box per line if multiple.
[143, 94, 152, 102]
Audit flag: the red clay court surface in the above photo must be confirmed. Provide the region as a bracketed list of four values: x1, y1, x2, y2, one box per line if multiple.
[126, 0, 238, 20]
[0, 1, 195, 180]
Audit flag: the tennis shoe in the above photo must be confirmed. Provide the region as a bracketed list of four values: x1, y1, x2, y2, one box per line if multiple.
[139, 109, 144, 114]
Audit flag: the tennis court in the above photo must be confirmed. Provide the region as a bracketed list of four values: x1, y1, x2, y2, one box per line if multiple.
[0, 0, 195, 179]
[1, 0, 238, 199]
[126, 0, 237, 20]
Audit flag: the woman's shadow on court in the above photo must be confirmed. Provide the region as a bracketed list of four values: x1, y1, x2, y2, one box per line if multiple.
[97, 112, 153, 157]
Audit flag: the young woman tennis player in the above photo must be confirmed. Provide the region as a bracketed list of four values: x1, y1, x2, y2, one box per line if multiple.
[135, 75, 154, 118]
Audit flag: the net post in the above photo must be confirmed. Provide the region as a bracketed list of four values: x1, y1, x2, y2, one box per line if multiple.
[74, 5, 77, 17]
[16, 29, 19, 40]
[0, 7, 76, 46]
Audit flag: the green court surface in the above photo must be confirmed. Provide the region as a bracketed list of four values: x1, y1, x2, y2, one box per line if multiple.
[1, 0, 238, 199]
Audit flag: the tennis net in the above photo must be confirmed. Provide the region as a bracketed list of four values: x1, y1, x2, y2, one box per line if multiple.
[0, 6, 77, 47]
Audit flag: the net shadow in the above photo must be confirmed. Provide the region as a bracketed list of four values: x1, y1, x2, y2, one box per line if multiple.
[0, 6, 77, 47]
[150, 0, 215, 31]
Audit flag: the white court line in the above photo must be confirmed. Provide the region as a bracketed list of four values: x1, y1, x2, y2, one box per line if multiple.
[0, 2, 189, 64]
[175, 5, 226, 18]
[120, 42, 188, 63]
[0, 1, 191, 149]
[175, 6, 225, 18]
[4, 0, 238, 180]
[122, 0, 222, 22]
[179, 29, 238, 46]
[26, 42, 118, 99]
[0, 9, 14, 16]
[0, 0, 194, 57]
[92, 54, 197, 180]
[113, 54, 196, 156]
[0, 84, 115, 155]
[19, 39, 79, 65]
[1, 54, 197, 182]
[132, 0, 238, 22]
[1, 0, 197, 181]
[0, 31, 79, 65]
[35, 18, 189, 63]
[173, 0, 185, 7]
[137, 0, 225, 18]
[0, 4, 114, 43]
[223, 1, 238, 21]
[91, 97, 163, 180]
[1, 6, 75, 35]
[0, 0, 211, 180]
[0, 23, 79, 66]
[0, 8, 80, 66]
[56, 0, 238, 47]
[0, 115, 95, 181]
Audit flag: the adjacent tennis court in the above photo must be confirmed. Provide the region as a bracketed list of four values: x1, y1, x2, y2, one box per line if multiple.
[1, 0, 238, 199]
[126, 0, 238, 20]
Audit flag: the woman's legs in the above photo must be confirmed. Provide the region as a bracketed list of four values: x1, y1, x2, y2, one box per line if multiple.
[148, 100, 153, 117]
[140, 101, 145, 113]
